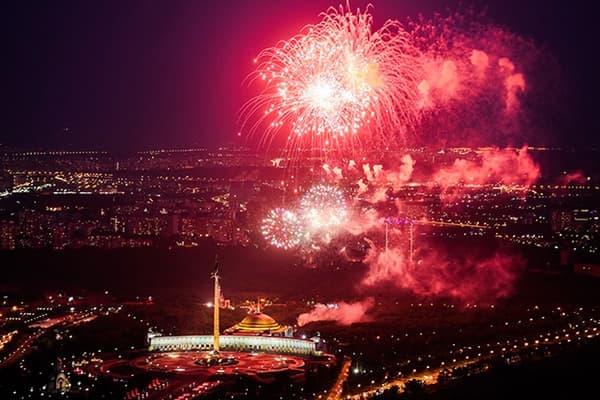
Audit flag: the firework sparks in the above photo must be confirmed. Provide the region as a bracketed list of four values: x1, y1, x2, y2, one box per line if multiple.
[245, 3, 551, 304]
[242, 4, 543, 155]
[261, 208, 304, 249]
[242, 4, 423, 156]
[300, 184, 348, 240]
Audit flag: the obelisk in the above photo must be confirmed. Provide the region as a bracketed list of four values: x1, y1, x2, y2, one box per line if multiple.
[211, 255, 220, 354]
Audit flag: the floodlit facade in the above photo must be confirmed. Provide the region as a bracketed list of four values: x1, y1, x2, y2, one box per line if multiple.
[149, 334, 316, 355]
[147, 258, 317, 356]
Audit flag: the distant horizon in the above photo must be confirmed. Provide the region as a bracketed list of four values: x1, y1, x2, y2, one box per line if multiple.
[2, 142, 600, 154]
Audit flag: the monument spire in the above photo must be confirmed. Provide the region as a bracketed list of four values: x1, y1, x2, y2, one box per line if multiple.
[211, 254, 220, 354]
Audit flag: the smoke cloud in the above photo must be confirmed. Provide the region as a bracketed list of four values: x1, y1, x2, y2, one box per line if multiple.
[297, 298, 375, 326]
[470, 49, 489, 77]
[346, 208, 383, 236]
[431, 145, 540, 199]
[558, 171, 586, 185]
[357, 155, 416, 203]
[363, 245, 522, 304]
[333, 166, 343, 180]
[362, 163, 374, 181]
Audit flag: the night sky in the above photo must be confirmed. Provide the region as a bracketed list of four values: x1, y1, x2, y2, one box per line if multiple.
[4, 0, 599, 151]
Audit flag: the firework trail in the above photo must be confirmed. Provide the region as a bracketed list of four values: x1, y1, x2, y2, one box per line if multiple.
[241, 3, 423, 158]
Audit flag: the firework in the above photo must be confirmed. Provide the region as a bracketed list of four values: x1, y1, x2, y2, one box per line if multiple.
[241, 4, 423, 156]
[261, 208, 304, 249]
[242, 4, 541, 155]
[300, 184, 348, 238]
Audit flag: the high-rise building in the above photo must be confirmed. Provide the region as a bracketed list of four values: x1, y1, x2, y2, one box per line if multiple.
[551, 210, 574, 232]
[0, 220, 15, 250]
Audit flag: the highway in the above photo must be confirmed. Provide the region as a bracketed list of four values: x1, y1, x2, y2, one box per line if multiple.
[339, 316, 600, 399]
[326, 356, 352, 400]
[0, 330, 43, 368]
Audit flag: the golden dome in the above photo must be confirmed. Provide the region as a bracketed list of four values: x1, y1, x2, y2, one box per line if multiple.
[235, 312, 281, 332]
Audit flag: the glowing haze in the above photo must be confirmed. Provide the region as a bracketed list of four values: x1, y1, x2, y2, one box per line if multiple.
[363, 246, 523, 304]
[242, 3, 423, 156]
[432, 146, 540, 200]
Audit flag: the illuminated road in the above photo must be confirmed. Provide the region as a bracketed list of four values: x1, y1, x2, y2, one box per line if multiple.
[326, 356, 352, 400]
[0, 309, 104, 370]
[0, 330, 43, 368]
[341, 317, 600, 399]
[345, 360, 466, 399]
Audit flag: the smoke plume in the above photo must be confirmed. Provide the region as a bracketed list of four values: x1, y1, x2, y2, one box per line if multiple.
[297, 298, 375, 326]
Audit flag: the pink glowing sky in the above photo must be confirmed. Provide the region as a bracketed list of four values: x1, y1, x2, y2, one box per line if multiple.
[6, 0, 597, 150]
